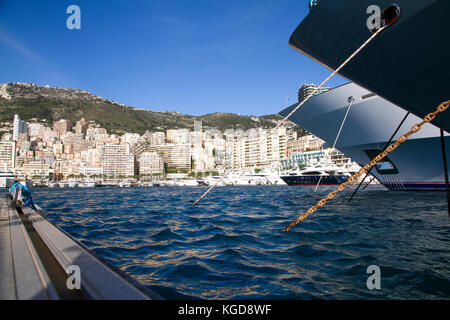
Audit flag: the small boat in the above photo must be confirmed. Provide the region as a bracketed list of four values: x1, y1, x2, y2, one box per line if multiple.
[177, 180, 199, 187]
[68, 180, 79, 188]
[197, 176, 226, 186]
[81, 179, 98, 188]
[119, 181, 132, 188]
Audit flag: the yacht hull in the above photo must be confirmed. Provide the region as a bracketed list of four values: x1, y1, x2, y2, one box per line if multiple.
[280, 83, 450, 191]
[281, 175, 348, 186]
[289, 0, 450, 132]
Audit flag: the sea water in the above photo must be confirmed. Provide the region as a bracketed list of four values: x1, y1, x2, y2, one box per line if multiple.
[32, 186, 450, 299]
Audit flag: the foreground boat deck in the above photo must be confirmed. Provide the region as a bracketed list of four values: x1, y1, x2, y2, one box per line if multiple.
[0, 195, 161, 300]
[0, 197, 59, 299]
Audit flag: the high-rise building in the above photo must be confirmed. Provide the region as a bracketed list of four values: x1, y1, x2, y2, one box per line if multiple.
[139, 152, 163, 175]
[101, 144, 135, 177]
[149, 144, 191, 172]
[12, 114, 27, 141]
[28, 123, 44, 137]
[0, 141, 16, 170]
[298, 84, 331, 103]
[149, 132, 166, 146]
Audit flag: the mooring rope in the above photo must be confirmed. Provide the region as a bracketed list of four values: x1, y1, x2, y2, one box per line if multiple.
[314, 96, 354, 192]
[283, 100, 450, 231]
[275, 25, 387, 130]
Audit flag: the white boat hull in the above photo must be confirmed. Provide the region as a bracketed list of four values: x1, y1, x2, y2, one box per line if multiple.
[280, 83, 450, 191]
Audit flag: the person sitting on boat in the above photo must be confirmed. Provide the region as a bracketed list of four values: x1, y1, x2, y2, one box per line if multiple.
[9, 180, 37, 210]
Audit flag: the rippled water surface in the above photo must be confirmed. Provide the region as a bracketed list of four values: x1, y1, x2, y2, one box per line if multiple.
[32, 186, 450, 299]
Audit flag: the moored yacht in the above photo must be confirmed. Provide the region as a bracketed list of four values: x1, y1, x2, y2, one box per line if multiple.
[280, 159, 348, 186]
[197, 175, 226, 187]
[279, 82, 450, 191]
[289, 0, 450, 132]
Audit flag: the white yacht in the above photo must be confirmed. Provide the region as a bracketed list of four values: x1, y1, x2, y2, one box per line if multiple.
[280, 83, 450, 191]
[223, 171, 265, 186]
[198, 175, 227, 186]
[119, 181, 132, 188]
[176, 180, 199, 187]
[257, 168, 287, 186]
[280, 159, 348, 186]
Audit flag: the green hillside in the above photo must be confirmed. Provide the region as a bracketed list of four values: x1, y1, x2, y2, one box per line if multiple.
[0, 83, 286, 135]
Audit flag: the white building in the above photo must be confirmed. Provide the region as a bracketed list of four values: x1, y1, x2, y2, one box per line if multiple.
[121, 133, 141, 146]
[150, 132, 166, 145]
[139, 152, 163, 175]
[167, 129, 190, 145]
[149, 144, 191, 172]
[101, 144, 135, 177]
[0, 141, 16, 170]
[79, 165, 103, 177]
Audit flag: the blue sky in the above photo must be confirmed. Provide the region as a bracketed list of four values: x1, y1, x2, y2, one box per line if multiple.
[0, 0, 345, 116]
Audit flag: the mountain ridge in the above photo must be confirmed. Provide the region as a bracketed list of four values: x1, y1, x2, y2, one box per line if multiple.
[0, 82, 291, 135]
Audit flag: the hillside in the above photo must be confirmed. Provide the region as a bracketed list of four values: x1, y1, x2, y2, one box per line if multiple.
[0, 83, 290, 135]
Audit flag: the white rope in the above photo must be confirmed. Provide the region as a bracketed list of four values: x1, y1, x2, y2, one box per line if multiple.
[314, 96, 354, 192]
[275, 25, 386, 130]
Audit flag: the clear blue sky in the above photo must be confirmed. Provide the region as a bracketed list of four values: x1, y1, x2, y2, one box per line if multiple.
[0, 0, 345, 116]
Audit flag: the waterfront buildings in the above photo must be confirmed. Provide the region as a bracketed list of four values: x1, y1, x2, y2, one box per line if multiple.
[1, 113, 360, 181]
[287, 134, 326, 156]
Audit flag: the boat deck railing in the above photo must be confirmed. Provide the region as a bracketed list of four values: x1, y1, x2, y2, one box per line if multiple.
[0, 195, 163, 300]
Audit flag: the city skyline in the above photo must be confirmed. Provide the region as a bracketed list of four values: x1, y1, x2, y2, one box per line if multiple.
[0, 111, 353, 181]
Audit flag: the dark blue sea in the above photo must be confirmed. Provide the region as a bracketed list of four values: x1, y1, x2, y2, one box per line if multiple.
[32, 186, 450, 300]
